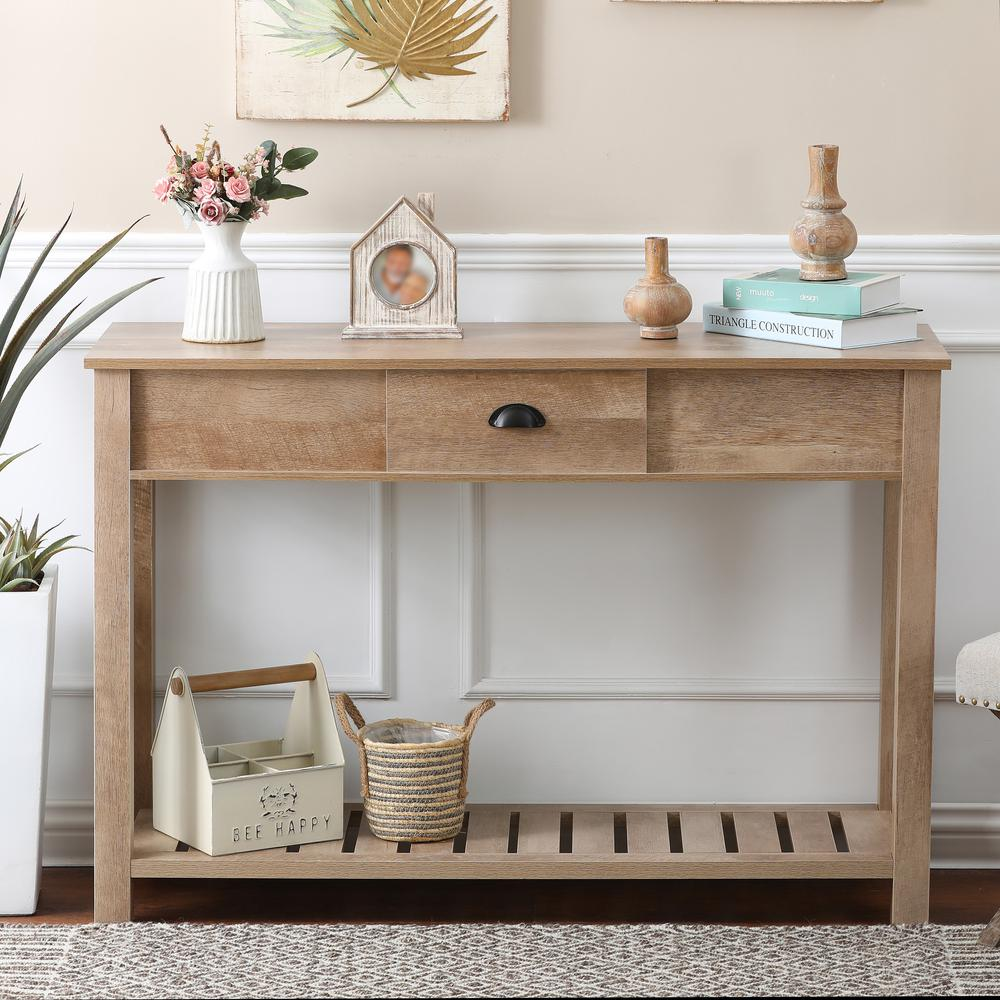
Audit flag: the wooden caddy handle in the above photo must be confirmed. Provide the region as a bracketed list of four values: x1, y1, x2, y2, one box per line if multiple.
[170, 662, 317, 696]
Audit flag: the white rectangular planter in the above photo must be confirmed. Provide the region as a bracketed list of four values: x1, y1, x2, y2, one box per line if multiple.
[0, 566, 57, 915]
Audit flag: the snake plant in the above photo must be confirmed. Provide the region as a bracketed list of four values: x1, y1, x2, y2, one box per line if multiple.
[0, 181, 160, 590]
[0, 181, 160, 451]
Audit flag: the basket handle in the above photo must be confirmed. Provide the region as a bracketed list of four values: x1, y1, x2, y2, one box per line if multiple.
[334, 692, 367, 747]
[170, 662, 316, 696]
[458, 699, 495, 801]
[463, 698, 496, 738]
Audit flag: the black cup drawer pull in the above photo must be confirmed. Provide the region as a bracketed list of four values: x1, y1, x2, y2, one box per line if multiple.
[488, 403, 546, 429]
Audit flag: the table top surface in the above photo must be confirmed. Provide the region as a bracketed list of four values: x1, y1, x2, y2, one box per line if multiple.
[85, 323, 951, 371]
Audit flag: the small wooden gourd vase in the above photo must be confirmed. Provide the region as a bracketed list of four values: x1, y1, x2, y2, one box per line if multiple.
[790, 144, 858, 282]
[624, 237, 692, 340]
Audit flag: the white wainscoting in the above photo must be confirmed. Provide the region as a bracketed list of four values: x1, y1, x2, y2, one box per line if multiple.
[6, 232, 1000, 350]
[1, 232, 998, 865]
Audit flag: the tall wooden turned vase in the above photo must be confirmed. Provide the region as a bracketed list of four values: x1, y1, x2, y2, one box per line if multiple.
[624, 237, 692, 340]
[790, 144, 858, 282]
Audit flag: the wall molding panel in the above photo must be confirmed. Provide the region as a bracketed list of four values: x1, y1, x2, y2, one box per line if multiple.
[458, 484, 486, 703]
[4, 232, 999, 351]
[52, 481, 394, 700]
[459, 483, 962, 703]
[323, 481, 394, 697]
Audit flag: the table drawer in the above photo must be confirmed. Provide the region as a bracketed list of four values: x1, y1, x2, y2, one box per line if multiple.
[130, 371, 386, 473]
[648, 370, 904, 476]
[387, 370, 647, 475]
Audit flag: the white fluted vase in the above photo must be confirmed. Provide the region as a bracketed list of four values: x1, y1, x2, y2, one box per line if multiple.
[182, 221, 264, 343]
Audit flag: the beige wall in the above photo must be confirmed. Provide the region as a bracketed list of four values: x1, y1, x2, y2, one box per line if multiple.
[4, 0, 999, 234]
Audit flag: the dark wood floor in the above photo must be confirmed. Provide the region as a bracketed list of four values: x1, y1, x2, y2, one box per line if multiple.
[7, 869, 1000, 925]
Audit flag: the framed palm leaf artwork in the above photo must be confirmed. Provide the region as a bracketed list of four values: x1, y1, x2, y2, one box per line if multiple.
[237, 0, 510, 122]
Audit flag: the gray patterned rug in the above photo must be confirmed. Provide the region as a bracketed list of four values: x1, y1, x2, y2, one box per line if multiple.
[2, 923, 998, 998]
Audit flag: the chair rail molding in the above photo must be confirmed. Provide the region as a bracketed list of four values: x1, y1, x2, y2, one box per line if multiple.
[53, 481, 394, 699]
[5, 232, 999, 351]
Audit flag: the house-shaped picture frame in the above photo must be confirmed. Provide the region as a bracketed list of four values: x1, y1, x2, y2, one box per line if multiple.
[343, 194, 462, 340]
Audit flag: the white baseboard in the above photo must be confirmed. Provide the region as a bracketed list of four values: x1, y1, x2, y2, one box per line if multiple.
[929, 804, 1000, 869]
[41, 800, 1000, 869]
[43, 801, 94, 867]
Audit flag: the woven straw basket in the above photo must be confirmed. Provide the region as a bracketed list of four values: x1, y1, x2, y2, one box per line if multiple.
[334, 693, 495, 843]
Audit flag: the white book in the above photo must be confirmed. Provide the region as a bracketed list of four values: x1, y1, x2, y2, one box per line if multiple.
[703, 303, 920, 350]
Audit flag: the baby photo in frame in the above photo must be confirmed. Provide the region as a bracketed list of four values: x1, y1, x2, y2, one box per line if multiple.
[343, 194, 462, 340]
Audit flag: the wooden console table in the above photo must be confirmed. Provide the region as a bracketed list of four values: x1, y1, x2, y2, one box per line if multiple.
[86, 322, 950, 924]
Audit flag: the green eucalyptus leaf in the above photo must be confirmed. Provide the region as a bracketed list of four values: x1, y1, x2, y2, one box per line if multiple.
[254, 175, 280, 199]
[266, 184, 309, 201]
[260, 140, 278, 176]
[281, 147, 318, 171]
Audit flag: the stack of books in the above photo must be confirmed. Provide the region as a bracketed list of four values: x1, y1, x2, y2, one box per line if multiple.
[703, 268, 920, 350]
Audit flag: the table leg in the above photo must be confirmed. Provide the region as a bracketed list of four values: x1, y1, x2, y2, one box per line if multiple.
[878, 481, 900, 811]
[890, 370, 941, 925]
[94, 370, 133, 923]
[132, 480, 155, 812]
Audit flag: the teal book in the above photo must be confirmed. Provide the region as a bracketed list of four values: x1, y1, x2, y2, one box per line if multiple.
[723, 269, 902, 317]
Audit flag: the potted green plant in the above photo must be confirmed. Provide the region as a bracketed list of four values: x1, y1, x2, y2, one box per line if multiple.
[0, 182, 158, 915]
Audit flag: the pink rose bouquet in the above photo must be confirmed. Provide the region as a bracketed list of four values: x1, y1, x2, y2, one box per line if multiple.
[152, 125, 317, 226]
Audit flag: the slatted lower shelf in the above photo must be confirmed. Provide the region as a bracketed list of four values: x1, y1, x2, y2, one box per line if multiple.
[133, 806, 893, 880]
